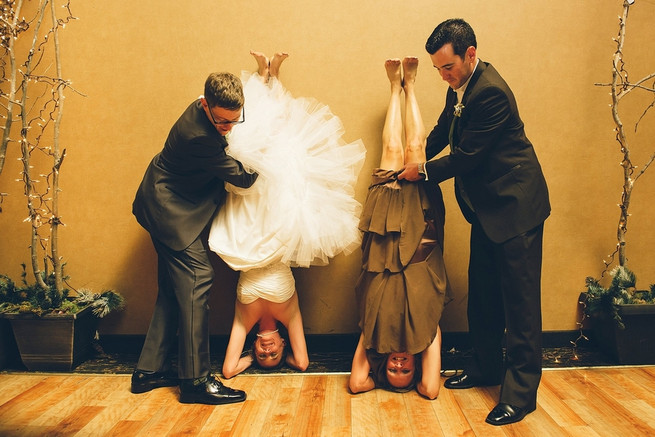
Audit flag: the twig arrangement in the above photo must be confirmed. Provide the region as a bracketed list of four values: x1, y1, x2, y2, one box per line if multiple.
[573, 0, 655, 351]
[1, 0, 82, 292]
[595, 0, 655, 273]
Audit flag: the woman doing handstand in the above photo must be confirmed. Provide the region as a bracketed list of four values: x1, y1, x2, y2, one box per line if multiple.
[210, 51, 365, 378]
[349, 57, 451, 399]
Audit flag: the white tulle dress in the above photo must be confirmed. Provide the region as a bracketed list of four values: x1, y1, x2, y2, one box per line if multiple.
[208, 72, 366, 282]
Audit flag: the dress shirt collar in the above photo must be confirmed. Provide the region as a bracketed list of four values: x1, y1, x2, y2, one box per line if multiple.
[454, 58, 480, 103]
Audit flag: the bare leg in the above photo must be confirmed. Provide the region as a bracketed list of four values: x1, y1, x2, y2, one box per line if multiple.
[250, 50, 269, 83]
[269, 52, 289, 79]
[402, 57, 426, 164]
[380, 59, 404, 170]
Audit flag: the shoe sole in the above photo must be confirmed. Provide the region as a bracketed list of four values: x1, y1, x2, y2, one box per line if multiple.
[485, 407, 535, 426]
[130, 381, 178, 394]
[444, 382, 501, 390]
[178, 393, 247, 405]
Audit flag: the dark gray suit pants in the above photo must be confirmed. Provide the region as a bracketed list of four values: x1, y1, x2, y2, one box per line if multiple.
[137, 235, 214, 379]
[467, 218, 544, 410]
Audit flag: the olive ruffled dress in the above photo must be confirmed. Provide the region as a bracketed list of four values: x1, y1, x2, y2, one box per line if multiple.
[356, 169, 452, 356]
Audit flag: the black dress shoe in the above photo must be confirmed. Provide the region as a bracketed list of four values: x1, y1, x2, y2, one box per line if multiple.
[131, 370, 179, 394]
[485, 403, 535, 426]
[444, 373, 499, 390]
[179, 374, 246, 405]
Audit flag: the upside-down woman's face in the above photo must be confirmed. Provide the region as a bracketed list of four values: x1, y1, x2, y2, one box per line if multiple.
[254, 332, 285, 368]
[385, 352, 416, 388]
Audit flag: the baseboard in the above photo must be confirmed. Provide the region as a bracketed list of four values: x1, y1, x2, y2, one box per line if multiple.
[97, 331, 581, 355]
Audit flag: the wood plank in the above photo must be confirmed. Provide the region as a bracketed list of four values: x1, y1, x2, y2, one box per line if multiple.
[403, 389, 444, 437]
[85, 375, 136, 406]
[622, 399, 655, 429]
[0, 374, 47, 406]
[247, 373, 294, 400]
[429, 384, 475, 436]
[457, 388, 506, 437]
[562, 425, 603, 437]
[503, 407, 569, 437]
[544, 368, 591, 401]
[128, 389, 191, 436]
[44, 405, 105, 435]
[222, 374, 259, 396]
[0, 375, 68, 413]
[227, 398, 272, 436]
[0, 424, 50, 436]
[104, 419, 148, 436]
[196, 400, 245, 436]
[321, 374, 352, 437]
[29, 375, 117, 427]
[0, 375, 81, 427]
[168, 403, 214, 435]
[0, 367, 654, 436]
[196, 375, 262, 436]
[123, 383, 178, 421]
[641, 366, 655, 379]
[563, 369, 655, 437]
[350, 390, 381, 437]
[602, 367, 655, 405]
[289, 375, 326, 437]
[375, 388, 412, 437]
[578, 368, 638, 402]
[539, 371, 588, 427]
[563, 398, 628, 437]
[259, 377, 303, 437]
[74, 377, 157, 436]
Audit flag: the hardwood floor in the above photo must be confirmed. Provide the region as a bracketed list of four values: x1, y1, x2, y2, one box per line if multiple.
[1, 366, 654, 436]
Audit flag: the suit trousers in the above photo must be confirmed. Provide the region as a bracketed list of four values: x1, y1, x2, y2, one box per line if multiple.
[137, 235, 214, 380]
[466, 218, 544, 410]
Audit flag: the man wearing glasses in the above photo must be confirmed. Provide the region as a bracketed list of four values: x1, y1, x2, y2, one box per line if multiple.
[131, 72, 257, 405]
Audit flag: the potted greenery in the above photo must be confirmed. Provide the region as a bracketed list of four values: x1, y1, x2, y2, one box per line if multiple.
[581, 267, 655, 364]
[0, 266, 124, 371]
[0, 1, 124, 370]
[577, 0, 655, 364]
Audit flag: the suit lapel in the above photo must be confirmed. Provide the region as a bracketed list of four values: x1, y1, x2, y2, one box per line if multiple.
[450, 61, 488, 148]
[460, 60, 486, 106]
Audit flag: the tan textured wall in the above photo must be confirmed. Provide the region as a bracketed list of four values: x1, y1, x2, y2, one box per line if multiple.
[1, 0, 654, 336]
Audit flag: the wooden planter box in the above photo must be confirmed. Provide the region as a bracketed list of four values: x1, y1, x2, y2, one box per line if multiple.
[0, 318, 21, 370]
[1, 306, 98, 371]
[591, 304, 655, 365]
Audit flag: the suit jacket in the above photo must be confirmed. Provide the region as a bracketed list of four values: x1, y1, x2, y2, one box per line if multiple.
[425, 61, 550, 243]
[133, 100, 258, 251]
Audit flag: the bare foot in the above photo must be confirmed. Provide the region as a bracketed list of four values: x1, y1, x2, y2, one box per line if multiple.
[270, 52, 289, 78]
[250, 50, 270, 82]
[385, 58, 402, 92]
[402, 56, 419, 87]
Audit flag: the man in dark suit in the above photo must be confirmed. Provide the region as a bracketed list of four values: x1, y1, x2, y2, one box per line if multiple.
[131, 72, 258, 405]
[399, 19, 550, 425]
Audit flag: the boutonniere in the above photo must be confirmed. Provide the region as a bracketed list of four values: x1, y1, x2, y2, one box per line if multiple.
[454, 102, 465, 117]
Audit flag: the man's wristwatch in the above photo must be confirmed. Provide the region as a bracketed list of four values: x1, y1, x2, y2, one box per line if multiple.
[417, 161, 428, 180]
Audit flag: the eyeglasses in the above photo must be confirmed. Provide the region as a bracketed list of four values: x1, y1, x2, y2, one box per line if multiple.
[208, 106, 245, 126]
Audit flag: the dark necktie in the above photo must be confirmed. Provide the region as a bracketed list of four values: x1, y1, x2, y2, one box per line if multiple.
[449, 95, 458, 149]
[449, 94, 474, 212]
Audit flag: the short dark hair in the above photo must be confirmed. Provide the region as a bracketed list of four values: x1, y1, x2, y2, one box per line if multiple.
[425, 18, 477, 58]
[204, 72, 244, 110]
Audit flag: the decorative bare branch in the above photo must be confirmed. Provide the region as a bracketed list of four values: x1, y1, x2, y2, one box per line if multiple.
[1, 0, 77, 292]
[573, 0, 654, 352]
[594, 0, 655, 273]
